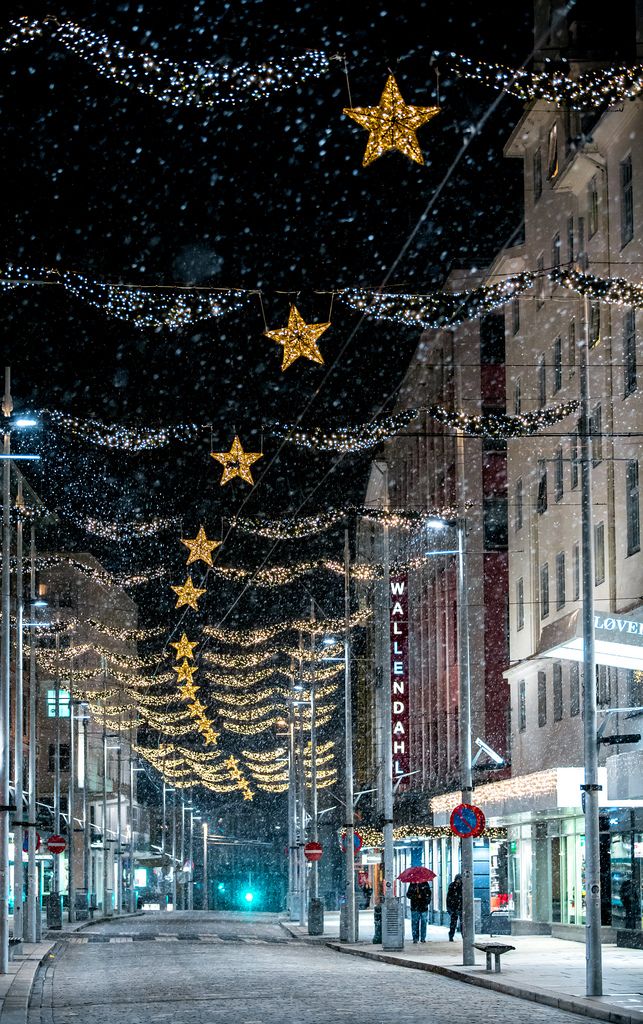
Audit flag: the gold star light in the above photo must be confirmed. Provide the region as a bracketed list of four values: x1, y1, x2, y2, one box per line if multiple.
[179, 681, 200, 702]
[170, 632, 199, 661]
[264, 306, 330, 371]
[343, 75, 440, 166]
[181, 525, 221, 567]
[171, 576, 206, 610]
[211, 435, 263, 486]
[173, 659, 198, 683]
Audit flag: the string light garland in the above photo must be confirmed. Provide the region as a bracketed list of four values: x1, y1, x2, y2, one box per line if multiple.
[201, 663, 343, 688]
[339, 273, 535, 329]
[203, 609, 370, 647]
[230, 506, 450, 539]
[441, 53, 643, 108]
[82, 516, 180, 541]
[2, 18, 332, 111]
[211, 435, 263, 486]
[552, 267, 643, 308]
[428, 401, 580, 437]
[341, 823, 507, 846]
[264, 306, 330, 370]
[181, 526, 221, 567]
[271, 412, 418, 453]
[343, 75, 440, 166]
[44, 410, 204, 452]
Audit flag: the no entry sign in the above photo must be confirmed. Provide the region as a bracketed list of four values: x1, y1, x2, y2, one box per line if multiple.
[304, 841, 323, 862]
[449, 804, 486, 839]
[46, 834, 67, 855]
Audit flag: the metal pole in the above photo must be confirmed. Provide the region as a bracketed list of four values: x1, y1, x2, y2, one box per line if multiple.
[53, 634, 61, 897]
[202, 822, 208, 911]
[287, 691, 297, 920]
[179, 793, 185, 910]
[343, 527, 357, 943]
[161, 781, 167, 911]
[115, 743, 122, 914]
[380, 465, 398, 945]
[26, 525, 38, 943]
[187, 805, 194, 910]
[13, 481, 24, 940]
[128, 728, 135, 914]
[580, 290, 603, 996]
[82, 711, 91, 913]
[455, 516, 475, 965]
[171, 790, 177, 911]
[309, 600, 318, 902]
[297, 688, 307, 927]
[67, 680, 76, 922]
[0, 368, 12, 974]
[101, 703, 110, 916]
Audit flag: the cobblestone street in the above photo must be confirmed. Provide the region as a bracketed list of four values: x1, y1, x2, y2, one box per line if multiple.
[27, 914, 586, 1024]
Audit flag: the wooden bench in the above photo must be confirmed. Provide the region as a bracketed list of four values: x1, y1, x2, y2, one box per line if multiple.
[473, 941, 515, 973]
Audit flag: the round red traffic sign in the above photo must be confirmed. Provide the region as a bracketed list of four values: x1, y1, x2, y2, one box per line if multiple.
[304, 841, 323, 862]
[46, 834, 67, 855]
[449, 804, 486, 839]
[340, 830, 363, 854]
[22, 831, 41, 853]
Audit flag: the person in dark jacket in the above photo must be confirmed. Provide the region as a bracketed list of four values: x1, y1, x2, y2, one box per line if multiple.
[446, 874, 462, 941]
[407, 881, 432, 943]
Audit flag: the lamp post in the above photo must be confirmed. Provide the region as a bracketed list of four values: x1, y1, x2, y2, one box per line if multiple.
[187, 804, 194, 910]
[0, 368, 13, 973]
[202, 822, 208, 911]
[26, 526, 39, 942]
[342, 527, 357, 943]
[286, 685, 299, 921]
[13, 479, 25, 940]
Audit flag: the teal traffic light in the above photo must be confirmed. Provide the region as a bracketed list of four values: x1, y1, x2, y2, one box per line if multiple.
[244, 891, 254, 903]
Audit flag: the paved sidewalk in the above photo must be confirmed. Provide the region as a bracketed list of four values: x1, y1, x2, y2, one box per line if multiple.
[282, 910, 643, 1024]
[0, 942, 54, 1024]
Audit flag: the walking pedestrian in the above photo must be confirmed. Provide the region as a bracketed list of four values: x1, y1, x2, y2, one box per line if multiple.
[446, 874, 462, 941]
[407, 880, 432, 943]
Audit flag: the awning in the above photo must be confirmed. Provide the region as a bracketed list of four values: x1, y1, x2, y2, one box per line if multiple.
[537, 606, 643, 671]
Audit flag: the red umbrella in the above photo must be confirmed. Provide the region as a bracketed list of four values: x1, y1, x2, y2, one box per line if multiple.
[397, 866, 436, 883]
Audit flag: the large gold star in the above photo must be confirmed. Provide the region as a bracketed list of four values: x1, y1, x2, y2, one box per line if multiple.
[170, 632, 199, 661]
[264, 306, 330, 371]
[181, 525, 221, 567]
[171, 576, 206, 610]
[343, 75, 440, 166]
[211, 435, 263, 486]
[173, 659, 198, 683]
[179, 681, 200, 702]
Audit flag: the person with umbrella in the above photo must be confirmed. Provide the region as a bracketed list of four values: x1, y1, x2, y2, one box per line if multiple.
[398, 866, 436, 944]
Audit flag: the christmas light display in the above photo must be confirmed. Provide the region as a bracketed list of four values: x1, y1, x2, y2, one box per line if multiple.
[202, 609, 370, 647]
[441, 53, 643, 108]
[340, 823, 507, 846]
[271, 412, 418, 452]
[211, 435, 263, 486]
[169, 633, 199, 661]
[343, 75, 440, 166]
[3, 17, 332, 110]
[339, 273, 535, 329]
[82, 516, 179, 540]
[428, 401, 580, 437]
[181, 526, 221, 567]
[201, 663, 343, 688]
[552, 267, 643, 308]
[45, 410, 204, 452]
[230, 506, 450, 539]
[171, 576, 206, 611]
[172, 660, 199, 684]
[264, 306, 330, 370]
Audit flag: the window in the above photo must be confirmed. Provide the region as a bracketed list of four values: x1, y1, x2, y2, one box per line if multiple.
[517, 577, 525, 631]
[620, 154, 633, 247]
[480, 315, 505, 364]
[46, 689, 71, 718]
[540, 562, 550, 618]
[571, 432, 579, 489]
[596, 665, 610, 707]
[552, 231, 561, 270]
[537, 460, 548, 514]
[591, 402, 602, 466]
[483, 498, 508, 550]
[594, 521, 605, 585]
[568, 318, 576, 378]
[553, 336, 563, 392]
[518, 680, 527, 732]
[553, 663, 563, 721]
[533, 148, 543, 202]
[624, 308, 637, 396]
[577, 216, 586, 264]
[48, 743, 71, 773]
[547, 123, 558, 179]
[570, 663, 580, 717]
[512, 297, 520, 335]
[554, 447, 564, 502]
[538, 354, 547, 406]
[538, 671, 547, 727]
[567, 215, 575, 264]
[555, 551, 566, 608]
[536, 254, 545, 306]
[589, 300, 601, 347]
[515, 478, 523, 531]
[514, 379, 521, 415]
[572, 542, 580, 601]
[588, 174, 599, 237]
[626, 459, 640, 555]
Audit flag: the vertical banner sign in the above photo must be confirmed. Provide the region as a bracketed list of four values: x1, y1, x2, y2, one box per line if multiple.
[389, 573, 410, 781]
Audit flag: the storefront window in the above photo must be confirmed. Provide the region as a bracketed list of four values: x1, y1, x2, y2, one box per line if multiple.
[611, 831, 642, 930]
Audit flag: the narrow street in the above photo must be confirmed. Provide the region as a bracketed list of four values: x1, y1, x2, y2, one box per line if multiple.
[28, 913, 585, 1024]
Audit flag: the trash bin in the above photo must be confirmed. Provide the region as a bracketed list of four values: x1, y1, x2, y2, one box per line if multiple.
[307, 897, 324, 936]
[75, 888, 89, 921]
[46, 893, 62, 930]
[373, 904, 382, 944]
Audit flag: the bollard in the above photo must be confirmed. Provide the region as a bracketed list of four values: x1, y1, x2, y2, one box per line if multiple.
[373, 904, 382, 944]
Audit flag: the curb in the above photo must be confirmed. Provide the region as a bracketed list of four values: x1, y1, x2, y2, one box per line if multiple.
[327, 943, 643, 1024]
[44, 909, 145, 939]
[0, 942, 55, 1024]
